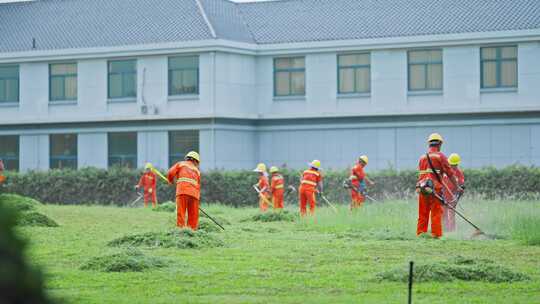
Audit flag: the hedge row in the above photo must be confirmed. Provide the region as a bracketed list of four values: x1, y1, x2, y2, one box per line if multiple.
[2, 165, 540, 206]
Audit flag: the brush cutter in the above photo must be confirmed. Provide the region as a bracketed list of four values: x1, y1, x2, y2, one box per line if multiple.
[253, 185, 275, 209]
[129, 191, 144, 207]
[433, 192, 485, 237]
[151, 166, 225, 230]
[319, 193, 339, 213]
[342, 179, 380, 203]
[283, 185, 297, 206]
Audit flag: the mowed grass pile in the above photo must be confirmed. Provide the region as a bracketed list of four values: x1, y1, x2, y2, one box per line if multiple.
[80, 249, 166, 272]
[20, 200, 540, 304]
[244, 210, 297, 222]
[0, 193, 59, 227]
[108, 228, 223, 249]
[152, 201, 176, 212]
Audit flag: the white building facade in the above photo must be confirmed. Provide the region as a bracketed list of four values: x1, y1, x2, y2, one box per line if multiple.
[0, 0, 539, 171]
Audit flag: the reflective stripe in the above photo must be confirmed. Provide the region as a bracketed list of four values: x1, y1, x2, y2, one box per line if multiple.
[349, 175, 358, 180]
[178, 162, 200, 176]
[275, 184, 284, 189]
[176, 177, 198, 186]
[418, 169, 441, 175]
[304, 170, 320, 177]
[301, 180, 317, 186]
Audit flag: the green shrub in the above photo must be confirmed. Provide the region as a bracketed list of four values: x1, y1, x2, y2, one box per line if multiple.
[80, 249, 166, 272]
[0, 193, 41, 212]
[0, 200, 55, 303]
[3, 165, 540, 206]
[18, 212, 59, 227]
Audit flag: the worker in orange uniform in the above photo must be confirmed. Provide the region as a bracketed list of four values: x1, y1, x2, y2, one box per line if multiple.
[349, 155, 375, 209]
[253, 163, 271, 212]
[136, 163, 158, 208]
[299, 160, 323, 216]
[167, 151, 201, 230]
[442, 153, 465, 232]
[416, 133, 460, 238]
[0, 159, 5, 185]
[269, 166, 285, 209]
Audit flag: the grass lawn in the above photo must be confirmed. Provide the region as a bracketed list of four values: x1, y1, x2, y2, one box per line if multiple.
[19, 200, 540, 304]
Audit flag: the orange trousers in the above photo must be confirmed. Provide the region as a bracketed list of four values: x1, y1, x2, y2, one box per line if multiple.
[299, 190, 316, 216]
[273, 190, 284, 209]
[350, 190, 365, 209]
[417, 193, 443, 238]
[259, 194, 271, 212]
[176, 194, 199, 230]
[144, 191, 157, 208]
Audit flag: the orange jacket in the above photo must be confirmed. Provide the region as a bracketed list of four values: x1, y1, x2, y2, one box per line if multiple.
[167, 160, 201, 200]
[271, 173, 285, 194]
[138, 171, 157, 192]
[350, 163, 366, 187]
[444, 166, 465, 193]
[258, 174, 270, 196]
[418, 147, 455, 192]
[300, 169, 323, 192]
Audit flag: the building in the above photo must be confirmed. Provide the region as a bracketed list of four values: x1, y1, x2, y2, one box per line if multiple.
[0, 0, 539, 172]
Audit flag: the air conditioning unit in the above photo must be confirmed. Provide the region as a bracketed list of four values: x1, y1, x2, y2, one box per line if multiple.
[140, 105, 148, 115]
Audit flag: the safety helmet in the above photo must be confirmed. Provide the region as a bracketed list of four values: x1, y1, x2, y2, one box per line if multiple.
[145, 163, 153, 169]
[448, 153, 461, 166]
[359, 155, 369, 165]
[185, 151, 201, 163]
[269, 166, 279, 173]
[427, 133, 444, 144]
[309, 160, 321, 169]
[253, 163, 267, 173]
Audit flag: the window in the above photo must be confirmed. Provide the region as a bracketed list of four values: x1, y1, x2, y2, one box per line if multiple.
[169, 56, 199, 95]
[481, 46, 517, 89]
[408, 50, 443, 91]
[108, 132, 137, 168]
[0, 135, 19, 171]
[50, 134, 77, 169]
[169, 130, 199, 166]
[274, 57, 305, 97]
[50, 63, 77, 102]
[338, 53, 370, 94]
[108, 60, 137, 99]
[0, 65, 19, 103]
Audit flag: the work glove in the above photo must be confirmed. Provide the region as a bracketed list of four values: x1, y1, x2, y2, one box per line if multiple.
[148, 188, 153, 194]
[134, 185, 140, 190]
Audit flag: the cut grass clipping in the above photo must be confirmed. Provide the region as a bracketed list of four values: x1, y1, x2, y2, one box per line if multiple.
[108, 229, 223, 249]
[152, 201, 176, 213]
[80, 249, 166, 272]
[376, 256, 529, 283]
[245, 210, 296, 222]
[18, 212, 59, 228]
[0, 193, 41, 212]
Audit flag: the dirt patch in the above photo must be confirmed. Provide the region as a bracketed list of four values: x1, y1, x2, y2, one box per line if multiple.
[152, 201, 176, 213]
[376, 256, 529, 283]
[243, 210, 296, 223]
[108, 229, 223, 249]
[80, 249, 166, 272]
[17, 212, 59, 227]
[0, 193, 41, 212]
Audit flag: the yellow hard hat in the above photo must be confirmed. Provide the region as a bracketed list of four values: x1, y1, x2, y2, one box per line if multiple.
[359, 155, 369, 165]
[309, 160, 321, 169]
[448, 153, 461, 166]
[428, 133, 444, 143]
[145, 163, 153, 169]
[269, 166, 279, 173]
[253, 163, 267, 172]
[185, 151, 200, 162]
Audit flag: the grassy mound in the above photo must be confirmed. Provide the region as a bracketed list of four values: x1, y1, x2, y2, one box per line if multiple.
[197, 218, 223, 233]
[18, 212, 59, 227]
[152, 201, 176, 212]
[108, 229, 223, 249]
[377, 256, 529, 283]
[0, 193, 41, 212]
[201, 213, 231, 226]
[245, 210, 296, 222]
[80, 249, 166, 272]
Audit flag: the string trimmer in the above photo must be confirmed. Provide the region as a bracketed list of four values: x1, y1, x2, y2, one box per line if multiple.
[342, 179, 380, 203]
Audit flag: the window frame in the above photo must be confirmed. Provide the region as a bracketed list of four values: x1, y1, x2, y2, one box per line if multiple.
[0, 64, 20, 103]
[168, 130, 200, 167]
[337, 53, 371, 95]
[273, 56, 306, 97]
[107, 59, 137, 100]
[168, 55, 199, 96]
[49, 62, 78, 102]
[480, 45, 518, 89]
[0, 135, 19, 171]
[107, 132, 138, 168]
[407, 49, 443, 92]
[49, 133, 78, 170]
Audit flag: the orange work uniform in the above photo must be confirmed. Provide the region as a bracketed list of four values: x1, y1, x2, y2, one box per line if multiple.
[138, 171, 157, 208]
[168, 160, 201, 230]
[350, 163, 366, 208]
[257, 174, 271, 212]
[271, 173, 285, 209]
[0, 159, 5, 184]
[299, 169, 323, 216]
[417, 147, 455, 238]
[443, 167, 465, 232]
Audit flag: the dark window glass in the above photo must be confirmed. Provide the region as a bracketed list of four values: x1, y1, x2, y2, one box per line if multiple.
[0, 65, 19, 103]
[108, 132, 137, 168]
[169, 56, 199, 95]
[108, 60, 137, 99]
[169, 130, 199, 166]
[50, 134, 77, 169]
[50, 63, 77, 101]
[0, 135, 19, 171]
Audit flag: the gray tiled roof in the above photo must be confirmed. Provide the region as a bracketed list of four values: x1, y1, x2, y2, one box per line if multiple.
[1, 0, 539, 53]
